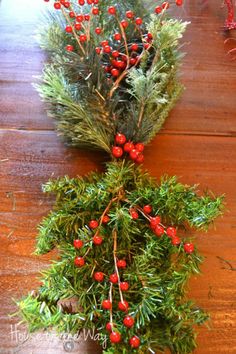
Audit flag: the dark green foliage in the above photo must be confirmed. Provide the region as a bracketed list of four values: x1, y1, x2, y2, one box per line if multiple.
[17, 162, 223, 353]
[36, 3, 187, 151]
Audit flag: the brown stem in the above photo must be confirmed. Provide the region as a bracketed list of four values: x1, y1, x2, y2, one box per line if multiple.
[109, 283, 114, 325]
[112, 228, 125, 303]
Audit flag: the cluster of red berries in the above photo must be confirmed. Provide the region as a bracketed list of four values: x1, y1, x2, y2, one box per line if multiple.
[112, 133, 145, 164]
[154, 0, 183, 14]
[130, 203, 195, 253]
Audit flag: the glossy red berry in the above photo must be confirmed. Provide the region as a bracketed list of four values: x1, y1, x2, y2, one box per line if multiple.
[112, 50, 120, 58]
[95, 47, 101, 54]
[121, 19, 129, 28]
[135, 17, 143, 25]
[102, 215, 110, 224]
[130, 336, 141, 348]
[89, 220, 98, 229]
[80, 34, 87, 42]
[131, 43, 138, 51]
[143, 205, 152, 214]
[111, 68, 120, 77]
[112, 146, 123, 158]
[66, 44, 74, 51]
[166, 226, 177, 237]
[69, 11, 75, 18]
[130, 57, 137, 66]
[78, 0, 85, 4]
[126, 10, 134, 19]
[95, 27, 102, 35]
[106, 322, 112, 331]
[93, 235, 103, 245]
[144, 43, 150, 50]
[94, 0, 99, 4]
[123, 316, 135, 328]
[109, 273, 118, 283]
[184, 243, 194, 254]
[130, 209, 139, 220]
[102, 299, 112, 310]
[124, 142, 134, 152]
[65, 25, 73, 33]
[108, 6, 116, 15]
[76, 14, 84, 22]
[92, 7, 99, 15]
[150, 216, 161, 228]
[84, 14, 90, 21]
[114, 33, 122, 41]
[172, 236, 181, 246]
[74, 256, 85, 267]
[136, 153, 144, 164]
[120, 282, 129, 291]
[155, 6, 162, 14]
[129, 149, 139, 160]
[87, 0, 93, 4]
[147, 32, 153, 39]
[118, 300, 129, 311]
[154, 225, 164, 237]
[94, 272, 104, 282]
[110, 332, 121, 343]
[54, 2, 61, 9]
[75, 23, 82, 30]
[162, 2, 170, 9]
[101, 40, 109, 47]
[135, 143, 144, 152]
[117, 259, 127, 268]
[176, 0, 183, 5]
[103, 45, 111, 53]
[73, 239, 83, 248]
[115, 133, 126, 145]
[63, 1, 70, 8]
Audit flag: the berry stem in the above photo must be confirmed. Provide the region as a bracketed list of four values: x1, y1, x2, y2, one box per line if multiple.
[93, 196, 120, 238]
[109, 282, 114, 326]
[61, 7, 86, 55]
[112, 228, 125, 304]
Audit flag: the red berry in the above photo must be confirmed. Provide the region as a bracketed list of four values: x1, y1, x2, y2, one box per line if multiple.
[84, 14, 90, 21]
[109, 273, 118, 283]
[176, 0, 183, 5]
[94, 0, 99, 4]
[120, 282, 129, 291]
[135, 153, 144, 164]
[166, 226, 177, 237]
[80, 34, 87, 42]
[92, 7, 99, 15]
[115, 133, 126, 145]
[147, 32, 153, 39]
[115, 60, 126, 69]
[114, 33, 122, 41]
[150, 216, 161, 228]
[129, 149, 139, 160]
[124, 142, 134, 152]
[76, 14, 84, 22]
[65, 25, 73, 33]
[93, 235, 103, 245]
[74, 256, 85, 267]
[143, 205, 152, 214]
[103, 45, 111, 53]
[118, 300, 129, 311]
[101, 40, 109, 47]
[78, 0, 85, 4]
[135, 17, 143, 25]
[144, 43, 150, 50]
[106, 322, 113, 331]
[131, 43, 138, 51]
[87, 0, 93, 4]
[172, 236, 181, 246]
[95, 47, 101, 54]
[112, 50, 120, 58]
[66, 44, 74, 52]
[75, 23, 82, 30]
[112, 146, 123, 158]
[155, 6, 162, 14]
[89, 220, 98, 229]
[117, 259, 127, 268]
[102, 215, 110, 224]
[95, 27, 102, 35]
[121, 20, 129, 28]
[126, 10, 134, 19]
[108, 6, 116, 15]
[130, 336, 140, 348]
[130, 210, 139, 220]
[73, 239, 84, 248]
[102, 299, 112, 310]
[123, 316, 135, 328]
[135, 143, 144, 152]
[162, 2, 170, 9]
[111, 68, 120, 77]
[54, 2, 61, 9]
[110, 332, 121, 343]
[69, 11, 75, 18]
[94, 272, 104, 282]
[44, 0, 50, 2]
[184, 243, 194, 254]
[130, 57, 137, 66]
[154, 225, 164, 237]
[63, 1, 70, 8]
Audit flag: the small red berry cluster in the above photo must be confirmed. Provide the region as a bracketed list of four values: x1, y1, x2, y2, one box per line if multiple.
[154, 0, 183, 14]
[130, 203, 195, 253]
[112, 133, 145, 164]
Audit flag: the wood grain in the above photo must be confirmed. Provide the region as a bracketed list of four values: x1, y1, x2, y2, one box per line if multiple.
[0, 0, 236, 353]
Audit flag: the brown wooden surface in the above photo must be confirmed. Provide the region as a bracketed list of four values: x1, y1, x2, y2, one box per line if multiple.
[0, 0, 236, 353]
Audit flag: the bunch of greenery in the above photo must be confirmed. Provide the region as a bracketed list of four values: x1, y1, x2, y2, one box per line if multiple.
[16, 1, 224, 353]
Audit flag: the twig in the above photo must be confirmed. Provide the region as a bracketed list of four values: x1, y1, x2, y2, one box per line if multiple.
[113, 228, 124, 304]
[6, 191, 16, 211]
[109, 283, 113, 327]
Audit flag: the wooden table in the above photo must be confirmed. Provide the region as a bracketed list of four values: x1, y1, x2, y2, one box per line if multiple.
[0, 0, 236, 353]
